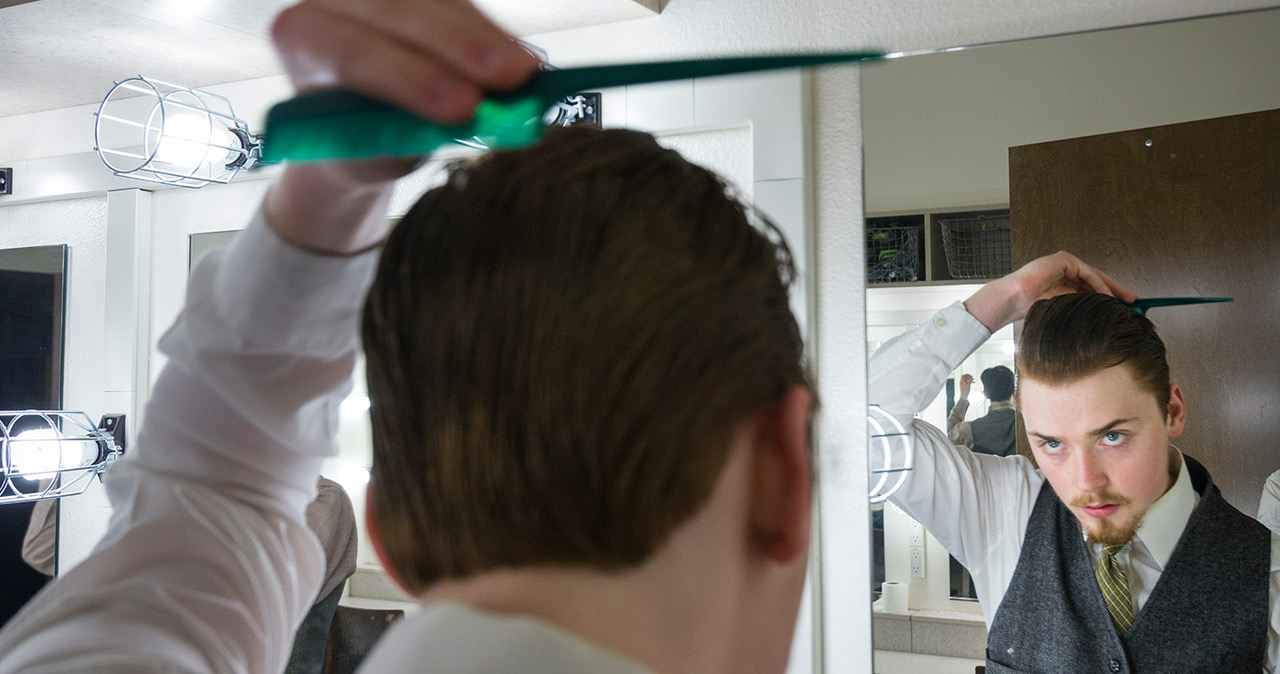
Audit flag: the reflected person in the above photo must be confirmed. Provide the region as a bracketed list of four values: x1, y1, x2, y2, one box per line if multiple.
[870, 252, 1278, 673]
[947, 366, 1016, 457]
[286, 476, 358, 674]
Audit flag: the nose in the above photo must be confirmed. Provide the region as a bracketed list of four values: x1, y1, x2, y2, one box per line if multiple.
[1073, 448, 1108, 494]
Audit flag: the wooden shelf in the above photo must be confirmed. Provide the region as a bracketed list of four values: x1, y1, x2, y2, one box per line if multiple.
[866, 205, 1010, 285]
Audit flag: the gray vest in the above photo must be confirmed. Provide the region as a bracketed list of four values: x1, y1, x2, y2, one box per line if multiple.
[986, 455, 1269, 674]
[971, 407, 1017, 457]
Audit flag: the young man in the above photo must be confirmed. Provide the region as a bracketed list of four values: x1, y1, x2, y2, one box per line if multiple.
[947, 365, 1016, 456]
[871, 253, 1279, 672]
[0, 2, 814, 672]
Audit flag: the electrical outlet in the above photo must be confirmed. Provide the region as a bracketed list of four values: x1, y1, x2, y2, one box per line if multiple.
[908, 519, 924, 547]
[910, 546, 925, 578]
[0, 167, 11, 195]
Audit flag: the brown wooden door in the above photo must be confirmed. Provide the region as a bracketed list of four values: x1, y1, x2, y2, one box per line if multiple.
[1010, 108, 1280, 513]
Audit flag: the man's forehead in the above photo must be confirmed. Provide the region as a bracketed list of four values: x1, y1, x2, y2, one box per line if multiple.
[1018, 366, 1161, 432]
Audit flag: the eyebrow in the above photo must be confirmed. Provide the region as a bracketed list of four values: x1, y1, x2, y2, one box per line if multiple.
[1028, 417, 1140, 443]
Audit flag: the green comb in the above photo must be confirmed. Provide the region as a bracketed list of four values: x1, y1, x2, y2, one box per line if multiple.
[1129, 297, 1233, 315]
[259, 52, 885, 164]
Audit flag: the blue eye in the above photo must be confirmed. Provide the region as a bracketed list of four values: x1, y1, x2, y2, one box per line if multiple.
[1043, 440, 1063, 452]
[1102, 432, 1125, 446]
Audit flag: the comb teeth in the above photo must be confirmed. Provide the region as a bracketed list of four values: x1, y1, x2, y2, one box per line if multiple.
[1129, 297, 1233, 315]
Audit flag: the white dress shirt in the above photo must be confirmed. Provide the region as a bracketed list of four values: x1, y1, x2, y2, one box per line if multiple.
[0, 211, 379, 673]
[869, 301, 1280, 672]
[1259, 470, 1280, 534]
[360, 602, 651, 673]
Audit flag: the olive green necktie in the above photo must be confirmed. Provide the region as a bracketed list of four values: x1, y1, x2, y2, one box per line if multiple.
[1096, 543, 1135, 634]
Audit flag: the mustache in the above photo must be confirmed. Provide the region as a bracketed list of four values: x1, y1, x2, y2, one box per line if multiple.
[1068, 492, 1132, 508]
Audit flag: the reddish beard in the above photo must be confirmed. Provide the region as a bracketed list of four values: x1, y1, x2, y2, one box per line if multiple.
[1068, 492, 1137, 545]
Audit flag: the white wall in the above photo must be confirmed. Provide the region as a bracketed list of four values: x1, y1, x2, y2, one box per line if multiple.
[862, 8, 1280, 212]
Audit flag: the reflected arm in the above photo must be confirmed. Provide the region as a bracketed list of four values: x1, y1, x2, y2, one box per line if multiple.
[947, 399, 974, 448]
[868, 302, 1042, 619]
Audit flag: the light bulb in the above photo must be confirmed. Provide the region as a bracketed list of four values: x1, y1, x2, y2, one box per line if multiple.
[10, 427, 98, 480]
[154, 113, 235, 169]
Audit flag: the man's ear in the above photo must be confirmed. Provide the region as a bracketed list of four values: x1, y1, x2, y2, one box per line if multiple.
[1166, 382, 1187, 439]
[749, 385, 814, 564]
[365, 483, 411, 594]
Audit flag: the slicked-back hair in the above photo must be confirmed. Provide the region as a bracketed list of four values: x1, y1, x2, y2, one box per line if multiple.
[1016, 293, 1170, 414]
[362, 126, 812, 595]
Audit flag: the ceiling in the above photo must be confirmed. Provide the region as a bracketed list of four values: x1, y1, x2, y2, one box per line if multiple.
[0, 0, 660, 119]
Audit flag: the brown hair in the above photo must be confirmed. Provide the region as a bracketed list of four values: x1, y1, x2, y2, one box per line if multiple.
[1016, 293, 1170, 414]
[362, 126, 811, 594]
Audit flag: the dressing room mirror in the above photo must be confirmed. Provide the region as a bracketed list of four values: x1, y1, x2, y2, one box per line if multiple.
[189, 230, 381, 569]
[862, 7, 1280, 664]
[0, 244, 67, 627]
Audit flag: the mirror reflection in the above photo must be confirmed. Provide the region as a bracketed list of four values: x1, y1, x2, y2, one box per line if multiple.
[0, 244, 67, 627]
[863, 8, 1280, 668]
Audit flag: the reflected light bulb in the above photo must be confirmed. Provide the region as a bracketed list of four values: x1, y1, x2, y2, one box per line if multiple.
[154, 114, 235, 168]
[1002, 340, 1016, 356]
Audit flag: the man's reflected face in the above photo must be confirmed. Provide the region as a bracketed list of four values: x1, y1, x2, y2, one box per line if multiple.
[1019, 364, 1186, 545]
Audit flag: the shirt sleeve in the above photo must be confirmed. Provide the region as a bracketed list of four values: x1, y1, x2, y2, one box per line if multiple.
[1259, 471, 1280, 534]
[869, 302, 1043, 620]
[947, 397, 974, 448]
[0, 209, 380, 674]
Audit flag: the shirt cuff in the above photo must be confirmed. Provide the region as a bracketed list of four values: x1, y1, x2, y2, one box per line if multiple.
[921, 302, 992, 369]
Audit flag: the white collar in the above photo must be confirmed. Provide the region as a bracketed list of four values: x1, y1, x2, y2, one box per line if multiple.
[359, 601, 652, 673]
[1131, 452, 1199, 570]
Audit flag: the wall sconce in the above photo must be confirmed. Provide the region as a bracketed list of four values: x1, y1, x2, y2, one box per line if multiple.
[1, 412, 124, 504]
[94, 76, 262, 189]
[867, 405, 912, 503]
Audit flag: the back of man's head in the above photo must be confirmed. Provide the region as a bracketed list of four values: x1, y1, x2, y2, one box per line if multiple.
[362, 126, 811, 595]
[1016, 292, 1170, 413]
[980, 365, 1015, 402]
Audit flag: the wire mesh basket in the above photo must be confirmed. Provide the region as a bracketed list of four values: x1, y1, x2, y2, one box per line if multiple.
[866, 225, 922, 283]
[938, 214, 1011, 279]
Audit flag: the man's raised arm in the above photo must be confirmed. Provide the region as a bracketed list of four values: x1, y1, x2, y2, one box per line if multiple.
[868, 252, 1135, 570]
[0, 2, 536, 671]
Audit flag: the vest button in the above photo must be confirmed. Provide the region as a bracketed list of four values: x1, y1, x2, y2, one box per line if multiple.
[1108, 660, 1122, 672]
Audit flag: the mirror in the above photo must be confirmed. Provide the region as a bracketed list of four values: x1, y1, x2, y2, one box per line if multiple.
[0, 244, 67, 627]
[189, 230, 382, 571]
[862, 7, 1280, 666]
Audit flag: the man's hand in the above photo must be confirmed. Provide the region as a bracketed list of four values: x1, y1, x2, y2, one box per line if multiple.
[962, 251, 1136, 333]
[263, 0, 541, 254]
[958, 374, 973, 400]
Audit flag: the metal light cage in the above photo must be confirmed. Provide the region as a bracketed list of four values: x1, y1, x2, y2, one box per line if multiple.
[95, 76, 261, 189]
[867, 405, 913, 503]
[1, 411, 122, 504]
